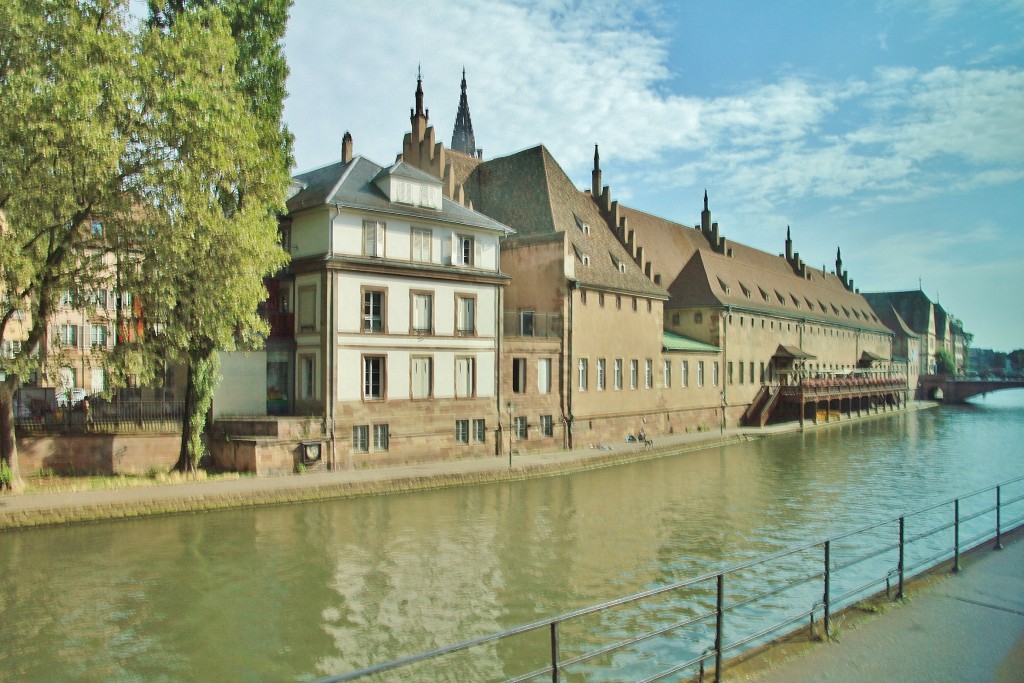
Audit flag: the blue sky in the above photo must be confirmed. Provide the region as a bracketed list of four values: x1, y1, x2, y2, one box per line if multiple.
[282, 0, 1024, 352]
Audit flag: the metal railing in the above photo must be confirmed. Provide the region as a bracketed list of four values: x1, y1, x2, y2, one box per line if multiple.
[14, 400, 185, 433]
[319, 476, 1024, 683]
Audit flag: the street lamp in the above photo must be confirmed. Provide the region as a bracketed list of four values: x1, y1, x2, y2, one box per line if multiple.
[507, 401, 515, 468]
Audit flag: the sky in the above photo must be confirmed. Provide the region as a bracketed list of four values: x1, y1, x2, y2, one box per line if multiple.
[281, 0, 1024, 352]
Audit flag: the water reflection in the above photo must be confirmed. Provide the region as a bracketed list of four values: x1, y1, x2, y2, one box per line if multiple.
[1, 392, 1022, 681]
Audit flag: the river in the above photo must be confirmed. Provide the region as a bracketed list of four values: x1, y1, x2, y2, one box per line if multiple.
[1, 391, 1023, 682]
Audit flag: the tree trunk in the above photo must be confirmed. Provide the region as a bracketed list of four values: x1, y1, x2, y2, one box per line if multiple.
[175, 348, 219, 473]
[0, 381, 25, 492]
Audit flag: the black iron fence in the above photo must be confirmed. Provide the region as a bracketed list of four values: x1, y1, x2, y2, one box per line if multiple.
[319, 476, 1024, 683]
[14, 399, 185, 433]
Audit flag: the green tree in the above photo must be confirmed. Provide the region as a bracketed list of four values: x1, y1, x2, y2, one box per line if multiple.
[143, 0, 292, 471]
[1009, 349, 1024, 374]
[0, 0, 137, 490]
[0, 0, 290, 483]
[935, 348, 956, 375]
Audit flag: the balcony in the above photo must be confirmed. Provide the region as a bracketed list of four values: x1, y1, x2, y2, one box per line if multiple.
[503, 311, 562, 339]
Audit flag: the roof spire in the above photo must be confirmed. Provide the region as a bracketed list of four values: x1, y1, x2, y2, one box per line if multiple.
[414, 64, 426, 119]
[703, 189, 708, 211]
[450, 67, 477, 156]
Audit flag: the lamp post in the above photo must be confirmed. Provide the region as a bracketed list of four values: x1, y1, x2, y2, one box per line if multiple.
[720, 391, 726, 434]
[507, 401, 515, 468]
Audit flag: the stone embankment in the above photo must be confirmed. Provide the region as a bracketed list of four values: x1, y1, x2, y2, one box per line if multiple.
[0, 403, 933, 531]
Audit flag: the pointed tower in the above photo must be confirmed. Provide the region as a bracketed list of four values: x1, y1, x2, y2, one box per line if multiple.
[835, 246, 843, 275]
[700, 190, 711, 233]
[591, 145, 602, 197]
[450, 68, 478, 157]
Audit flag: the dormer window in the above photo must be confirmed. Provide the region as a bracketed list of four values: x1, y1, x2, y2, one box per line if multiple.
[739, 283, 751, 299]
[775, 290, 786, 305]
[717, 277, 730, 295]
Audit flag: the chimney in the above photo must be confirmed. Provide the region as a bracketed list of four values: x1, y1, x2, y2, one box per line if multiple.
[341, 131, 353, 163]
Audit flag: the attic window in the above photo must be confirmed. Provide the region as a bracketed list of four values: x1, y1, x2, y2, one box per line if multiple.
[775, 290, 786, 305]
[739, 283, 751, 299]
[841, 306, 850, 317]
[790, 294, 800, 308]
[573, 214, 591, 235]
[572, 244, 589, 265]
[805, 297, 815, 309]
[610, 252, 626, 274]
[759, 287, 770, 302]
[852, 309, 861, 319]
[818, 301, 828, 314]
[831, 303, 840, 315]
[717, 277, 731, 295]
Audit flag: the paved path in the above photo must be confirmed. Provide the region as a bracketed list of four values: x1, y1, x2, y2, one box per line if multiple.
[740, 532, 1024, 683]
[0, 421, 807, 528]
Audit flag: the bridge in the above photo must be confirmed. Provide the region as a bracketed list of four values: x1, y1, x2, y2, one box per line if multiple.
[917, 375, 1024, 402]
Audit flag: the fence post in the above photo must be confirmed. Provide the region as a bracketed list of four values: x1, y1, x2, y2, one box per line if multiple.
[550, 621, 559, 683]
[953, 499, 961, 573]
[823, 541, 831, 641]
[897, 516, 905, 600]
[715, 574, 724, 683]
[995, 486, 1003, 550]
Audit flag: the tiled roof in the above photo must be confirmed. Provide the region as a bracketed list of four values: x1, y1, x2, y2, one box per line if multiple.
[614, 203, 891, 333]
[662, 331, 720, 353]
[464, 146, 667, 298]
[287, 156, 511, 235]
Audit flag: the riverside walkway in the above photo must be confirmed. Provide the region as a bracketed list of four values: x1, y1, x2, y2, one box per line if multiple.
[741, 529, 1024, 683]
[0, 421, 804, 530]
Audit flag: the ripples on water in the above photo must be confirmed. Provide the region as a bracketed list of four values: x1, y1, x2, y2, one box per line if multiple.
[1, 392, 1022, 681]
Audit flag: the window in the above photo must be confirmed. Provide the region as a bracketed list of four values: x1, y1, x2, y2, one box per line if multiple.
[473, 419, 486, 443]
[728, 361, 734, 385]
[353, 425, 369, 452]
[540, 415, 554, 437]
[663, 360, 671, 388]
[94, 289, 108, 308]
[456, 357, 475, 398]
[713, 361, 720, 386]
[411, 227, 431, 262]
[518, 310, 535, 336]
[672, 313, 680, 325]
[599, 293, 605, 307]
[300, 356, 315, 399]
[58, 324, 79, 347]
[455, 234, 474, 266]
[697, 361, 705, 387]
[456, 295, 475, 336]
[363, 355, 385, 399]
[616, 295, 621, 310]
[614, 359, 623, 390]
[760, 362, 766, 384]
[411, 292, 432, 334]
[363, 289, 385, 333]
[632, 297, 638, 311]
[578, 358, 588, 391]
[513, 416, 528, 439]
[681, 360, 689, 387]
[91, 325, 108, 349]
[537, 358, 551, 394]
[411, 356, 432, 399]
[647, 300, 652, 313]
[580, 290, 587, 305]
[512, 358, 527, 393]
[695, 312, 703, 324]
[597, 358, 606, 390]
[630, 360, 639, 389]
[739, 360, 744, 384]
[297, 286, 315, 332]
[363, 220, 385, 257]
[645, 359, 653, 388]
[373, 424, 389, 451]
[455, 419, 470, 444]
[749, 362, 755, 384]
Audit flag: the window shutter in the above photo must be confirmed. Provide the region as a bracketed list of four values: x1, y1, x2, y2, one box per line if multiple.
[450, 233, 459, 266]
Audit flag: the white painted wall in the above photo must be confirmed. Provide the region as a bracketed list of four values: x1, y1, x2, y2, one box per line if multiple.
[214, 351, 267, 417]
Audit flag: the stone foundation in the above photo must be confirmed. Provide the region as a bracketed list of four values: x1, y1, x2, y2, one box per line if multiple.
[16, 432, 180, 476]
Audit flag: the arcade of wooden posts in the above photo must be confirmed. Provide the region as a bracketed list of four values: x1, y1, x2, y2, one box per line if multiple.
[743, 345, 909, 429]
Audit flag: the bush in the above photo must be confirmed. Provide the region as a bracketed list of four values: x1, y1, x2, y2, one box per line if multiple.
[0, 460, 12, 491]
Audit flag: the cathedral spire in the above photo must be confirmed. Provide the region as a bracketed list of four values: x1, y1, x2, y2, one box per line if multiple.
[591, 144, 602, 198]
[450, 67, 478, 157]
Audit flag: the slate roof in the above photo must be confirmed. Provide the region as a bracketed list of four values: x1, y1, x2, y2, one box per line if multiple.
[287, 156, 512, 235]
[463, 146, 667, 298]
[862, 291, 934, 336]
[613, 203, 892, 333]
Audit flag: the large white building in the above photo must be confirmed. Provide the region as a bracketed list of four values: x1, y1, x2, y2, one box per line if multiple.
[284, 135, 512, 469]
